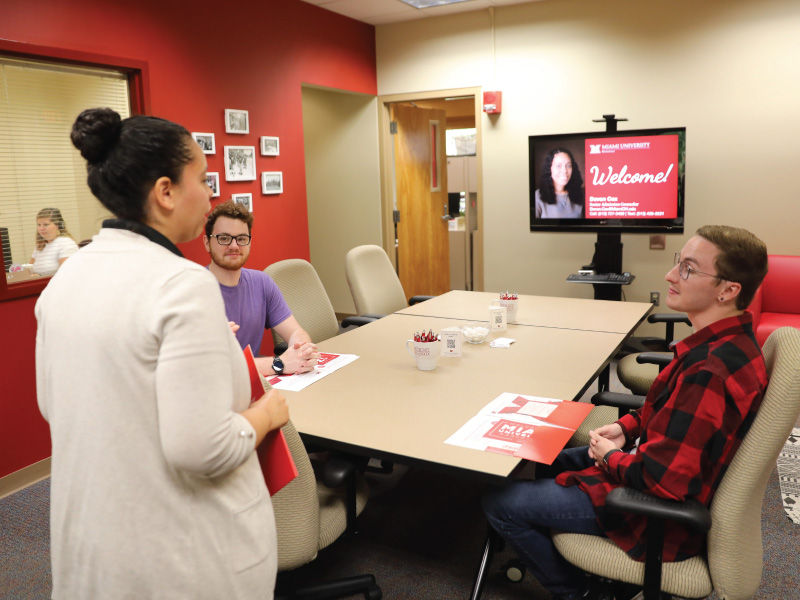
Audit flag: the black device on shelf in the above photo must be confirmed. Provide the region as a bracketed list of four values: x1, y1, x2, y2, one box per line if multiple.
[567, 272, 634, 285]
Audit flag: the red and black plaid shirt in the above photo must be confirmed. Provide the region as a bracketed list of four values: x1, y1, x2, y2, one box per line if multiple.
[557, 312, 767, 562]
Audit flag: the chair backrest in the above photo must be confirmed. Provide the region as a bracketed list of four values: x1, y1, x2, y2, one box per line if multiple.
[264, 259, 340, 346]
[271, 420, 321, 571]
[707, 327, 800, 599]
[759, 254, 800, 314]
[344, 245, 408, 316]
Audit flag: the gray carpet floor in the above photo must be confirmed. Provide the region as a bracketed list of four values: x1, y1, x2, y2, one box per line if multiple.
[0, 464, 798, 599]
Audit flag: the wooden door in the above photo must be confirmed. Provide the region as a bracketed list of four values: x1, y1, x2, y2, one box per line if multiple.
[392, 103, 450, 299]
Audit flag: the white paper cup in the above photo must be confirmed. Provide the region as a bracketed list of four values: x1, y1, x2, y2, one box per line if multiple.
[491, 298, 518, 323]
[405, 339, 440, 371]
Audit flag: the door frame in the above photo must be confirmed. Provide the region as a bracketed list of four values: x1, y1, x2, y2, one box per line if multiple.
[377, 86, 484, 291]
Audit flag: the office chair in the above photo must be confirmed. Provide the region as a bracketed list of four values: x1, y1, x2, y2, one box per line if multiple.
[272, 420, 382, 600]
[341, 245, 432, 327]
[265, 259, 341, 355]
[617, 313, 691, 395]
[568, 313, 691, 448]
[265, 259, 392, 474]
[552, 326, 800, 600]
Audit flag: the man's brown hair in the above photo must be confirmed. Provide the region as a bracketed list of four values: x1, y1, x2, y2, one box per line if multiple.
[204, 201, 254, 238]
[695, 225, 768, 310]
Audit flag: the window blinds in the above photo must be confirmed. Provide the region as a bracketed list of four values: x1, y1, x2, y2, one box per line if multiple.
[0, 57, 130, 271]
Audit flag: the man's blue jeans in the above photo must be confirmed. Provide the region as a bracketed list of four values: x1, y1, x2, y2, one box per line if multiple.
[482, 446, 605, 599]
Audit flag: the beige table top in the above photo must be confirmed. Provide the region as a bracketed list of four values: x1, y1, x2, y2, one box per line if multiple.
[284, 313, 632, 483]
[397, 290, 653, 334]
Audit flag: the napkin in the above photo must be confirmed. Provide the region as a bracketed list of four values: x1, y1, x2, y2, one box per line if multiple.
[490, 337, 516, 348]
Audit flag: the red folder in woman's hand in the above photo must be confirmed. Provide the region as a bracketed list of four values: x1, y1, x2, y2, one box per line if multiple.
[244, 345, 298, 496]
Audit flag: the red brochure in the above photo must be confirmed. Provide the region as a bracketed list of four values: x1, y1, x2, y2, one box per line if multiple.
[513, 401, 594, 465]
[243, 345, 298, 496]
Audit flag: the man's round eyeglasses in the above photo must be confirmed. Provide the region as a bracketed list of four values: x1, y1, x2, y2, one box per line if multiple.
[210, 234, 251, 246]
[673, 253, 722, 281]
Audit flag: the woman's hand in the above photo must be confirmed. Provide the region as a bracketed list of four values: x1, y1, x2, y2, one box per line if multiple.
[259, 388, 289, 432]
[228, 321, 240, 335]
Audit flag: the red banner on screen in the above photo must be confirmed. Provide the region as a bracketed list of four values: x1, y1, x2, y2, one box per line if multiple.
[585, 134, 678, 219]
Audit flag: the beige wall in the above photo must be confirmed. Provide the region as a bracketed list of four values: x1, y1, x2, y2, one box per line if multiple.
[376, 0, 800, 337]
[302, 86, 382, 315]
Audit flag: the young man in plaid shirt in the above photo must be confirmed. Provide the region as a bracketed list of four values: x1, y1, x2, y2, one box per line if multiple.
[484, 225, 769, 600]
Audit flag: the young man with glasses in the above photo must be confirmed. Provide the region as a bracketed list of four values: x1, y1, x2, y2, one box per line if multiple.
[203, 201, 319, 376]
[483, 225, 769, 600]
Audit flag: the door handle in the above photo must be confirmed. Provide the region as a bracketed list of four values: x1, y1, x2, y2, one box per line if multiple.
[441, 204, 450, 221]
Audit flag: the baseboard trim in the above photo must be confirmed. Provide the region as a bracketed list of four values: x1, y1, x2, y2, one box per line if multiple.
[0, 458, 51, 499]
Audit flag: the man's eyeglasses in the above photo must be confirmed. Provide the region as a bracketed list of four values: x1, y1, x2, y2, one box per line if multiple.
[210, 234, 251, 246]
[673, 253, 723, 281]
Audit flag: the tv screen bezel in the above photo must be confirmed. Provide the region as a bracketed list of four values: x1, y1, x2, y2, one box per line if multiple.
[529, 126, 686, 234]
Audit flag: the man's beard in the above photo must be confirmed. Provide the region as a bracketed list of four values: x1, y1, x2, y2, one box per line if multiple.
[211, 251, 247, 271]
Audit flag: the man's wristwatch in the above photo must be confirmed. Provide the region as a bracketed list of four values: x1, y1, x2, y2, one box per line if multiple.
[602, 449, 622, 470]
[272, 356, 285, 375]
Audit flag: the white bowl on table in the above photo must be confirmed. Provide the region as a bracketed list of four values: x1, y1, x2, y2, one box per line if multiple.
[461, 322, 490, 344]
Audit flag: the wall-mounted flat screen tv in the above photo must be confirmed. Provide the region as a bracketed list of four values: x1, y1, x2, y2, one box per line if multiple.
[529, 127, 685, 234]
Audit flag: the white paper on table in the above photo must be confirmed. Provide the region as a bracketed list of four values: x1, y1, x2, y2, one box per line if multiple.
[267, 353, 359, 392]
[490, 337, 515, 348]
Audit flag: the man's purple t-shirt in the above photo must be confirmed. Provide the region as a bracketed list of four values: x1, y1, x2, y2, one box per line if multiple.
[215, 268, 292, 355]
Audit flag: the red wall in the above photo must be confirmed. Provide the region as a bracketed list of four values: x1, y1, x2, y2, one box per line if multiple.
[0, 0, 376, 478]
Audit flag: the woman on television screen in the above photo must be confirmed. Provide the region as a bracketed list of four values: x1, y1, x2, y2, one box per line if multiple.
[534, 148, 585, 219]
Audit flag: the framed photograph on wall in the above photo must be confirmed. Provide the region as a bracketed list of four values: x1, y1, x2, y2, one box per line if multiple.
[192, 132, 216, 154]
[206, 172, 220, 197]
[261, 171, 283, 195]
[224, 146, 257, 181]
[231, 193, 253, 213]
[225, 109, 249, 134]
[260, 136, 279, 156]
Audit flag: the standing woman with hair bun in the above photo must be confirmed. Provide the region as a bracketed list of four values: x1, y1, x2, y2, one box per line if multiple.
[35, 108, 288, 599]
[31, 207, 79, 276]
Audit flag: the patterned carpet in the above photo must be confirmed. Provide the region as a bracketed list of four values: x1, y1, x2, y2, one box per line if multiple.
[778, 427, 800, 525]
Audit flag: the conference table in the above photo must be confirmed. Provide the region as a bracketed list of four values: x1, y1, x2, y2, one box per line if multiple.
[282, 291, 653, 484]
[280, 291, 651, 598]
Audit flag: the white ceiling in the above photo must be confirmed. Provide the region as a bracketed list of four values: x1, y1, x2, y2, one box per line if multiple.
[300, 0, 542, 26]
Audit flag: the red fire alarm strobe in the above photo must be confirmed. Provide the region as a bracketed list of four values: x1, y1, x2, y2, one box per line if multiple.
[483, 91, 502, 114]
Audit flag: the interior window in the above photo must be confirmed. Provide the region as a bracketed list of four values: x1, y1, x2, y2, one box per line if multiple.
[0, 56, 131, 286]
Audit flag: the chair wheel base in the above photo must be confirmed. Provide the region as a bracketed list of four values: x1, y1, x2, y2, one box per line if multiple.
[501, 559, 525, 583]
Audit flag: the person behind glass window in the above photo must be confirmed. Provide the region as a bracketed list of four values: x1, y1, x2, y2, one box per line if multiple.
[534, 148, 585, 219]
[35, 107, 288, 599]
[31, 207, 79, 276]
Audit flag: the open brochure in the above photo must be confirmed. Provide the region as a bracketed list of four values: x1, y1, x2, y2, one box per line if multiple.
[445, 392, 593, 464]
[267, 352, 359, 392]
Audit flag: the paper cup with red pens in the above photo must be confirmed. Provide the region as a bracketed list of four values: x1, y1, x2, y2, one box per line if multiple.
[406, 329, 441, 371]
[491, 291, 519, 323]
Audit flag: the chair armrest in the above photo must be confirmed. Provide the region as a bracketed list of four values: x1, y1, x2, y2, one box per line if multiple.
[321, 453, 358, 488]
[647, 313, 691, 344]
[647, 313, 691, 325]
[591, 391, 645, 411]
[341, 315, 380, 328]
[635, 352, 673, 368]
[408, 295, 434, 305]
[606, 488, 711, 533]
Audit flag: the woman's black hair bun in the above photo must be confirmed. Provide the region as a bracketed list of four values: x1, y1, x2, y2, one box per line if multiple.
[71, 107, 123, 165]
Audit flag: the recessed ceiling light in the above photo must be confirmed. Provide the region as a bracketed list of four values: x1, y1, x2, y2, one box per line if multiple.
[398, 0, 475, 9]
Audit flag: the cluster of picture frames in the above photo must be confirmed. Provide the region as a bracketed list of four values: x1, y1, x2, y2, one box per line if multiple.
[191, 109, 282, 212]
